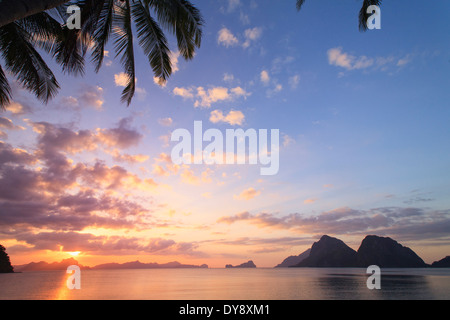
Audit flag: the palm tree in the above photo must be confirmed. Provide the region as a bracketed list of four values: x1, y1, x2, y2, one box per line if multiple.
[0, 0, 203, 109]
[296, 0, 382, 31]
[0, 10, 62, 109]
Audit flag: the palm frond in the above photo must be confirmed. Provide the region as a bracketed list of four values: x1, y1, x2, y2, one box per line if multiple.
[132, 1, 172, 82]
[296, 0, 306, 11]
[0, 65, 12, 109]
[52, 26, 86, 75]
[91, 0, 115, 72]
[359, 0, 382, 32]
[18, 12, 63, 54]
[52, 0, 106, 76]
[147, 0, 203, 60]
[113, 0, 135, 106]
[0, 22, 60, 104]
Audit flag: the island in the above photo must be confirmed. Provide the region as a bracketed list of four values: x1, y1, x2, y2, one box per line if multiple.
[225, 260, 256, 268]
[0, 244, 14, 273]
[289, 235, 430, 268]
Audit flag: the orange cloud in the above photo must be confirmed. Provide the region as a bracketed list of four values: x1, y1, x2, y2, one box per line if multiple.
[234, 187, 261, 200]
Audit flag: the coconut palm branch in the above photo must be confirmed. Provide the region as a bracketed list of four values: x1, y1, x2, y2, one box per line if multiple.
[0, 0, 204, 109]
[0, 13, 61, 109]
[87, 0, 204, 105]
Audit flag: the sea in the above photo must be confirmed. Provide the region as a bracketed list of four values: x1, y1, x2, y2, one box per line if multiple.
[0, 268, 449, 300]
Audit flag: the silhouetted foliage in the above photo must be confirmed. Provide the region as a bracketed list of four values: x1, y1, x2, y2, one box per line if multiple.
[0, 244, 14, 273]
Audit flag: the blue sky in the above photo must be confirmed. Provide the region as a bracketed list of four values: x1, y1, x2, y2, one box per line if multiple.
[1, 0, 450, 267]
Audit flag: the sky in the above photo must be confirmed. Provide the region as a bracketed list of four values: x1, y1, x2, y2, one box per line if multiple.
[1, 0, 450, 268]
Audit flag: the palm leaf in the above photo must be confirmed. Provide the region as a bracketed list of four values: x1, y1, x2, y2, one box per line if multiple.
[296, 0, 306, 11]
[52, 0, 106, 75]
[18, 11, 63, 54]
[91, 0, 115, 72]
[0, 22, 60, 104]
[113, 0, 135, 106]
[359, 0, 382, 31]
[0, 65, 12, 109]
[132, 0, 172, 82]
[172, 0, 203, 60]
[146, 0, 203, 60]
[52, 26, 86, 75]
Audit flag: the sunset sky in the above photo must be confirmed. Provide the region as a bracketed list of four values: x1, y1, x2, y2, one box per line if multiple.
[1, 0, 449, 268]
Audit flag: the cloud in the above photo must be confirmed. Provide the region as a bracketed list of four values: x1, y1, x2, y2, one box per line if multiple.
[217, 28, 239, 47]
[0, 141, 35, 166]
[327, 47, 354, 69]
[218, 26, 262, 49]
[96, 117, 143, 149]
[173, 87, 195, 100]
[195, 87, 229, 108]
[260, 70, 270, 85]
[170, 51, 180, 73]
[78, 85, 104, 109]
[242, 27, 262, 48]
[174, 85, 250, 108]
[223, 73, 235, 83]
[217, 207, 450, 243]
[152, 152, 180, 177]
[226, 0, 241, 12]
[30, 121, 98, 155]
[266, 83, 283, 97]
[114, 72, 130, 87]
[209, 109, 245, 126]
[289, 75, 300, 89]
[240, 11, 250, 25]
[327, 47, 375, 71]
[60, 96, 79, 108]
[135, 87, 147, 100]
[397, 54, 413, 67]
[9, 230, 204, 256]
[106, 149, 149, 164]
[158, 117, 173, 127]
[0, 117, 25, 138]
[303, 198, 317, 204]
[282, 134, 295, 147]
[154, 76, 167, 88]
[5, 102, 32, 115]
[234, 187, 261, 200]
[195, 86, 249, 108]
[180, 167, 213, 185]
[328, 47, 413, 73]
[217, 211, 252, 224]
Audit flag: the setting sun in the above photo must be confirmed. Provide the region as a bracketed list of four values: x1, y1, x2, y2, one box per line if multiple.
[67, 252, 81, 257]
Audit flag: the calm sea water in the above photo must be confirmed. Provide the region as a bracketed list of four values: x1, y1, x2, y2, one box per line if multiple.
[0, 268, 449, 300]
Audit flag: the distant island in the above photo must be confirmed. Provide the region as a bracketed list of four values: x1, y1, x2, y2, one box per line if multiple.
[91, 260, 208, 270]
[3, 235, 449, 272]
[13, 257, 89, 272]
[13, 258, 208, 272]
[274, 235, 448, 268]
[226, 260, 256, 268]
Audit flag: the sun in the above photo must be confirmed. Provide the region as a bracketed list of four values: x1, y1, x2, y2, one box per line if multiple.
[67, 251, 81, 257]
